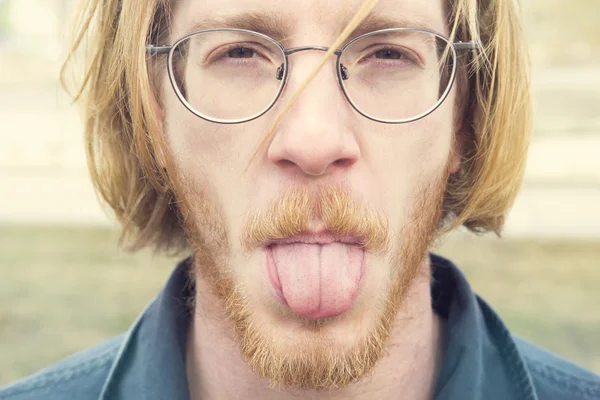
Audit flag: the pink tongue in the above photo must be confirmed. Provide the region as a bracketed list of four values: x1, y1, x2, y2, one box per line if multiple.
[271, 243, 364, 319]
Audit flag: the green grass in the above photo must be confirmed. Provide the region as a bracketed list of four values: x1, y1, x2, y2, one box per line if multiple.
[0, 225, 599, 386]
[0, 226, 174, 385]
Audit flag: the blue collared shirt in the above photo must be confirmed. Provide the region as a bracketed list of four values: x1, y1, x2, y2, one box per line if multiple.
[2, 255, 599, 399]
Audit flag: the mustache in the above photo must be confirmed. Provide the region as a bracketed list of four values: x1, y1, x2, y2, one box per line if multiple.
[240, 184, 390, 253]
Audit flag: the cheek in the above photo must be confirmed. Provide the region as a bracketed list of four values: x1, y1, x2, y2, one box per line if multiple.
[162, 82, 273, 235]
[409, 89, 457, 167]
[366, 86, 455, 164]
[165, 109, 233, 167]
[360, 92, 455, 219]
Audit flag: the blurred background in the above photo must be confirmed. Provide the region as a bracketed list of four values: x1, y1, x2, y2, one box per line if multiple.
[0, 0, 599, 386]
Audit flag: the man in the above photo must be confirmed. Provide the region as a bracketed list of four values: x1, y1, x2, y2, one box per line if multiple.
[2, 0, 599, 398]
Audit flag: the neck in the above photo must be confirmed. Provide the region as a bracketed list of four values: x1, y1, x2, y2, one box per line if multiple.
[186, 257, 445, 400]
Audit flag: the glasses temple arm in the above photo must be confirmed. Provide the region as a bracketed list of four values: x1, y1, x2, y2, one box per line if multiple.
[453, 40, 481, 51]
[146, 45, 172, 55]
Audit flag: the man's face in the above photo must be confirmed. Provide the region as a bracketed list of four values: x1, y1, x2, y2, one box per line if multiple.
[161, 0, 459, 390]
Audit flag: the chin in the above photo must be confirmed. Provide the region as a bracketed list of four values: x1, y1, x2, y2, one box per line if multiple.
[235, 300, 392, 390]
[218, 253, 398, 390]
[195, 236, 427, 390]
[256, 292, 385, 350]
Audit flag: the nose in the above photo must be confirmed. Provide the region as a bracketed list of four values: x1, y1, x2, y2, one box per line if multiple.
[267, 60, 360, 177]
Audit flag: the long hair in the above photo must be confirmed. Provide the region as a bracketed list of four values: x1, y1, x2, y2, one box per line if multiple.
[61, 0, 533, 253]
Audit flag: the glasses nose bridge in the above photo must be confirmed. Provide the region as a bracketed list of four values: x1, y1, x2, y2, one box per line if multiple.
[284, 46, 340, 55]
[279, 46, 343, 81]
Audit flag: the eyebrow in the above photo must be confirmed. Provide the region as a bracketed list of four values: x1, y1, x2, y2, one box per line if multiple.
[186, 12, 290, 42]
[347, 11, 435, 39]
[184, 10, 437, 45]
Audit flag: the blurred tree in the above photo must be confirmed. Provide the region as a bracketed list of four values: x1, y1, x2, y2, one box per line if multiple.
[0, 0, 11, 39]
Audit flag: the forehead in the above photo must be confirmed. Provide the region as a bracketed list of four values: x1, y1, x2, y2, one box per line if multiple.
[171, 0, 448, 42]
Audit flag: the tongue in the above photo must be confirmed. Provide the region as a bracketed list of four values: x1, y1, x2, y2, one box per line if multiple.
[271, 243, 364, 319]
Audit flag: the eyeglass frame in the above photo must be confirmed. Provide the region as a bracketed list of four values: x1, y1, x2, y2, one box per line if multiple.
[146, 27, 480, 125]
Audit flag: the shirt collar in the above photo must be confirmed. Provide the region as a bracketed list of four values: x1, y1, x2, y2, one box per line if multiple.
[99, 255, 537, 400]
[430, 254, 537, 400]
[99, 259, 194, 400]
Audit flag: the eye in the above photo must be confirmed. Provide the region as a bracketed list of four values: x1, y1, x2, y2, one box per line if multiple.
[365, 46, 420, 64]
[373, 48, 405, 60]
[226, 47, 257, 59]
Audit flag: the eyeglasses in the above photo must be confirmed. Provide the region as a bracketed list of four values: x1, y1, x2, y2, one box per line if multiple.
[147, 28, 479, 124]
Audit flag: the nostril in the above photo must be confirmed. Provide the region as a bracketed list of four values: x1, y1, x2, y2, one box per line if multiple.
[333, 158, 354, 169]
[277, 159, 296, 169]
[274, 157, 354, 176]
